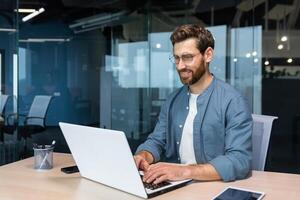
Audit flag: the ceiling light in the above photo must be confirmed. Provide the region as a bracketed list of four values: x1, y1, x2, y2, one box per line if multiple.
[287, 58, 293, 63]
[69, 11, 126, 29]
[277, 44, 284, 50]
[233, 58, 238, 62]
[156, 43, 161, 49]
[281, 36, 288, 42]
[0, 28, 17, 32]
[254, 58, 259, 63]
[15, 9, 36, 13]
[264, 60, 269, 65]
[22, 7, 45, 22]
[245, 53, 251, 58]
[19, 38, 70, 43]
[252, 51, 257, 56]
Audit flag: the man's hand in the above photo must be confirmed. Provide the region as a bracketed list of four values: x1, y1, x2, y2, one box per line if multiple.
[143, 162, 221, 184]
[134, 154, 150, 171]
[143, 162, 191, 184]
[134, 151, 154, 171]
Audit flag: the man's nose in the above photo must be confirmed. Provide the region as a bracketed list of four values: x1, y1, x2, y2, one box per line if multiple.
[176, 59, 186, 70]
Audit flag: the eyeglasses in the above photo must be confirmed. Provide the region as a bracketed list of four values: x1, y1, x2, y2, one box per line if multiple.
[169, 53, 200, 65]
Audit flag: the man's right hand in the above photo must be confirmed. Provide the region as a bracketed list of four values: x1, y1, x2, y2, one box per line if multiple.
[133, 151, 153, 171]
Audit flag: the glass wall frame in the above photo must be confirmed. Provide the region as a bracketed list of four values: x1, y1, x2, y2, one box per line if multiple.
[0, 0, 19, 165]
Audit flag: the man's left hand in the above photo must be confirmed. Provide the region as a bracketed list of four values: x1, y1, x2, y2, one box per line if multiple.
[143, 162, 190, 184]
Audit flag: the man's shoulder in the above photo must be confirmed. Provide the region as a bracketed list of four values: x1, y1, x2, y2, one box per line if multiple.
[213, 78, 243, 98]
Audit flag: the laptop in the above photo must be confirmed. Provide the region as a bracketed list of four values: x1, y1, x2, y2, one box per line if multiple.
[59, 122, 192, 198]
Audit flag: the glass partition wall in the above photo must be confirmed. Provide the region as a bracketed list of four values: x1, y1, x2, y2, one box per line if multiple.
[101, 14, 261, 151]
[0, 0, 299, 174]
[18, 22, 103, 154]
[0, 0, 19, 164]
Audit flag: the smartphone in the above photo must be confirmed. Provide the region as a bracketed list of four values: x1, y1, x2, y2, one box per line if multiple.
[61, 165, 79, 174]
[213, 186, 265, 200]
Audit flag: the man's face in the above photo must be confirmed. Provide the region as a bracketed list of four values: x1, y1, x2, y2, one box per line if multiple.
[173, 38, 208, 85]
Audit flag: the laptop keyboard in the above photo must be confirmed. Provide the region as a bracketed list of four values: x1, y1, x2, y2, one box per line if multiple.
[141, 176, 171, 190]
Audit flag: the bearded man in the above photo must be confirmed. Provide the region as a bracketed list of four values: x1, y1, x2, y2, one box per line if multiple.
[134, 24, 253, 183]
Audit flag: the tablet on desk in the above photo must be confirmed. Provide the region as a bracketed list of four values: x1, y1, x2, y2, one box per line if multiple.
[213, 186, 265, 200]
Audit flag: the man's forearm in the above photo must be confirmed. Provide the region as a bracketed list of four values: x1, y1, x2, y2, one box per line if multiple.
[184, 163, 221, 181]
[136, 151, 155, 164]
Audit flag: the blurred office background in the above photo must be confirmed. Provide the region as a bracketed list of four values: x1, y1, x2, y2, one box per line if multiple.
[0, 0, 299, 173]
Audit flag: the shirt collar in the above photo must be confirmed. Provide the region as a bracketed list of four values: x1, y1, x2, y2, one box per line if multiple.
[185, 75, 215, 98]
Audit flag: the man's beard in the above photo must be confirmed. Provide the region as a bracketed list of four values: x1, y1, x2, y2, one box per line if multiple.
[177, 61, 206, 85]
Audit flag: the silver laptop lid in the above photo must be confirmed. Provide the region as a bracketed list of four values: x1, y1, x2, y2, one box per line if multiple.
[59, 122, 147, 198]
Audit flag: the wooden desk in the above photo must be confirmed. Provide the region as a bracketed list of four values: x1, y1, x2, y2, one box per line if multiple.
[1, 153, 300, 200]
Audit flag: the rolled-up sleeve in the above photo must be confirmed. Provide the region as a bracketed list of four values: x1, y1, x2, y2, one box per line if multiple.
[135, 101, 168, 162]
[209, 95, 252, 181]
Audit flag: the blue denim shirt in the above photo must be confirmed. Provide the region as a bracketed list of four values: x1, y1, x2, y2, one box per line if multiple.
[136, 77, 252, 182]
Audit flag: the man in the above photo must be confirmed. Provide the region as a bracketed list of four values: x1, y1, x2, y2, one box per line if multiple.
[134, 24, 252, 184]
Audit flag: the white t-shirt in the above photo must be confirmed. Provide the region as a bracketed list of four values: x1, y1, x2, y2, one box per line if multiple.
[179, 93, 198, 164]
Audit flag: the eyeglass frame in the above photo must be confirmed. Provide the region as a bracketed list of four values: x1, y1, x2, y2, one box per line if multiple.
[169, 53, 201, 65]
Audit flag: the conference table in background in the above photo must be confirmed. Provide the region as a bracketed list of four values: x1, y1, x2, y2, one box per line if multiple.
[1, 153, 300, 200]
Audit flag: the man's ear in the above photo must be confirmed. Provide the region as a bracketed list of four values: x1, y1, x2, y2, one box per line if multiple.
[204, 47, 214, 63]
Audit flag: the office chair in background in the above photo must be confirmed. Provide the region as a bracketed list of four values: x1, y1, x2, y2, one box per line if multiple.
[251, 114, 278, 171]
[0, 94, 9, 116]
[2, 95, 53, 155]
[0, 94, 9, 142]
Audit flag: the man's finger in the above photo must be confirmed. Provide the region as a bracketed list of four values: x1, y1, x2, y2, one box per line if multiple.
[141, 160, 149, 171]
[143, 165, 162, 180]
[153, 174, 168, 184]
[144, 168, 165, 183]
[133, 156, 141, 168]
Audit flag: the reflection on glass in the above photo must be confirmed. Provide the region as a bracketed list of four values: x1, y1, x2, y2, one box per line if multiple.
[108, 25, 255, 148]
[230, 26, 262, 114]
[208, 25, 227, 81]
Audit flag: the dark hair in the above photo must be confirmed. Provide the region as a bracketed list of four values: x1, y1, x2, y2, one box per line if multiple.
[170, 24, 215, 54]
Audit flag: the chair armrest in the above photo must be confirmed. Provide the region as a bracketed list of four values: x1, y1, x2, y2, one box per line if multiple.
[24, 116, 46, 127]
[7, 113, 26, 118]
[6, 113, 27, 126]
[6, 113, 17, 126]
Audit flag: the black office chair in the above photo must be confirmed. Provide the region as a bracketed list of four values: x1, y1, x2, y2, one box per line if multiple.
[2, 95, 53, 155]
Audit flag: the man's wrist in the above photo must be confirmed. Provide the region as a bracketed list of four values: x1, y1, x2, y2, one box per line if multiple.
[183, 165, 194, 179]
[136, 151, 154, 164]
[184, 164, 221, 181]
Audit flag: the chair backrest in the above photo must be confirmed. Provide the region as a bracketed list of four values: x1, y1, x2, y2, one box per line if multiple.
[27, 95, 53, 126]
[0, 94, 9, 115]
[251, 114, 278, 171]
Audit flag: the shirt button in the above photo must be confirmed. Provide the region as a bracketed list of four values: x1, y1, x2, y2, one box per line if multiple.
[186, 106, 189, 110]
[176, 141, 179, 145]
[179, 125, 183, 128]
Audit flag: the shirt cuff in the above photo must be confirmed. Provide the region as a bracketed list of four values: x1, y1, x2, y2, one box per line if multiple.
[136, 144, 161, 163]
[209, 155, 235, 182]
